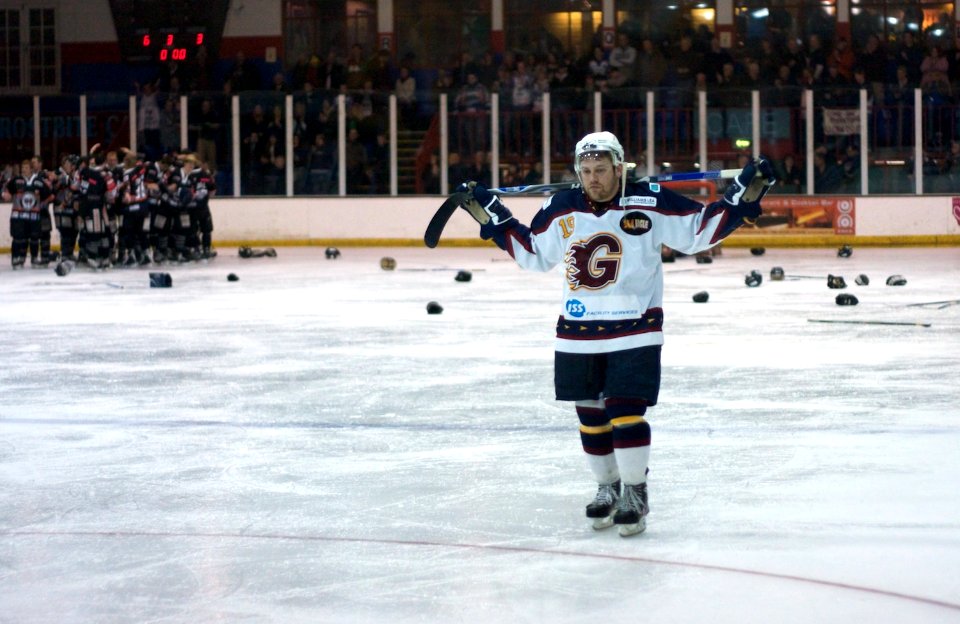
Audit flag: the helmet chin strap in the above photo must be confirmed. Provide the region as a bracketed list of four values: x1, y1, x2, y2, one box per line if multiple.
[620, 162, 637, 205]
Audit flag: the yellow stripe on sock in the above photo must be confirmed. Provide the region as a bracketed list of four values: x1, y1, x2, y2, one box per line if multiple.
[579, 424, 613, 434]
[610, 416, 646, 427]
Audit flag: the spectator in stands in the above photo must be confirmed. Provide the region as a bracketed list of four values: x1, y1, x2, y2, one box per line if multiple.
[756, 38, 783, 83]
[263, 153, 285, 195]
[587, 46, 609, 82]
[670, 34, 701, 92]
[813, 149, 843, 193]
[188, 44, 214, 92]
[830, 37, 856, 81]
[420, 153, 440, 194]
[137, 81, 163, 161]
[160, 97, 180, 155]
[895, 31, 925, 85]
[609, 33, 638, 85]
[367, 49, 393, 91]
[522, 160, 544, 185]
[291, 101, 310, 147]
[701, 36, 733, 84]
[806, 33, 828, 83]
[766, 64, 801, 107]
[886, 64, 917, 147]
[857, 34, 887, 103]
[192, 98, 221, 174]
[637, 38, 666, 88]
[455, 71, 490, 154]
[476, 50, 499, 87]
[840, 143, 861, 193]
[395, 65, 418, 128]
[266, 104, 285, 147]
[433, 68, 455, 95]
[345, 127, 369, 193]
[774, 153, 804, 193]
[241, 104, 269, 194]
[292, 133, 310, 194]
[345, 44, 367, 90]
[447, 151, 467, 188]
[452, 51, 480, 88]
[307, 132, 337, 194]
[317, 50, 347, 92]
[367, 132, 390, 194]
[271, 71, 289, 93]
[920, 45, 951, 95]
[228, 51, 261, 91]
[463, 150, 492, 188]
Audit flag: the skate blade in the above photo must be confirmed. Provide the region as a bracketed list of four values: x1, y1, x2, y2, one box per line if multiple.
[591, 516, 615, 530]
[617, 520, 647, 537]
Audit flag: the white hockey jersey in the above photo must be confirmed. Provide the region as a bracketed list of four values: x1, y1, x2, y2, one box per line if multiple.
[487, 181, 749, 354]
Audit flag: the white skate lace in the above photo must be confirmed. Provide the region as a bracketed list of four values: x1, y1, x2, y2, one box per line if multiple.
[617, 484, 648, 514]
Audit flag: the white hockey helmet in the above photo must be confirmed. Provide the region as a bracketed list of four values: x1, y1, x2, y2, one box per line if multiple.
[574, 131, 624, 174]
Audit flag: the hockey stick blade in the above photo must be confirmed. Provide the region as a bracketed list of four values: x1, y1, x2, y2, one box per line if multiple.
[424, 192, 469, 248]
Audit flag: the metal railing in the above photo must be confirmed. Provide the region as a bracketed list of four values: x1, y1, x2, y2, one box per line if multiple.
[1, 85, 957, 196]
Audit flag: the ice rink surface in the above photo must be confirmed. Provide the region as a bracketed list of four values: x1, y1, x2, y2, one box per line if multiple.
[1, 244, 959, 623]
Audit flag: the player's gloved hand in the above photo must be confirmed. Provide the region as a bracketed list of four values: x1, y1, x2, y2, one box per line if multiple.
[456, 181, 515, 227]
[724, 158, 777, 205]
[723, 158, 777, 222]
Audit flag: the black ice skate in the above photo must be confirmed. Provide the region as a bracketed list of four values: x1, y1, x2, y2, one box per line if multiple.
[585, 480, 621, 530]
[613, 482, 649, 537]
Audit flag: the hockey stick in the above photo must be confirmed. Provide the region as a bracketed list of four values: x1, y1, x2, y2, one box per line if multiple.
[489, 168, 743, 196]
[807, 319, 932, 328]
[423, 168, 743, 248]
[904, 298, 960, 309]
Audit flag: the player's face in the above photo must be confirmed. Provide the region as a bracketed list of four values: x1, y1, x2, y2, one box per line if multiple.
[578, 155, 621, 203]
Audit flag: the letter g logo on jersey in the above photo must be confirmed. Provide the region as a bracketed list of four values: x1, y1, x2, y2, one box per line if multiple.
[565, 299, 586, 318]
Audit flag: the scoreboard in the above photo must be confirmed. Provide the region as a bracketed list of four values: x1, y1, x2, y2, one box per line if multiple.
[132, 27, 208, 63]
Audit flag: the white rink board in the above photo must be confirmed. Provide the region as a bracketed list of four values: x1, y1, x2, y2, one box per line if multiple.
[2, 194, 959, 249]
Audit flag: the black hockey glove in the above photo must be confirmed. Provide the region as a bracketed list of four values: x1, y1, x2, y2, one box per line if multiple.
[456, 181, 515, 228]
[723, 158, 777, 220]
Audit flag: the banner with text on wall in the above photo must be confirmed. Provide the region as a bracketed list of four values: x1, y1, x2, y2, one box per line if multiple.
[755, 196, 856, 235]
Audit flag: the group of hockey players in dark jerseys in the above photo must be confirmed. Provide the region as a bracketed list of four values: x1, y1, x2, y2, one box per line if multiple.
[4, 147, 217, 270]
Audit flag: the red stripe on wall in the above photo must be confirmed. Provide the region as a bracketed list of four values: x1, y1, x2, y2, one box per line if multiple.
[61, 42, 122, 65]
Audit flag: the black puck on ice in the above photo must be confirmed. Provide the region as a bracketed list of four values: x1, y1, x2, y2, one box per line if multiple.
[745, 270, 762, 287]
[827, 274, 847, 289]
[325, 246, 341, 259]
[836, 293, 859, 306]
[54, 261, 73, 277]
[426, 301, 443, 314]
[692, 291, 709, 303]
[838, 245, 853, 258]
[770, 266, 785, 281]
[886, 274, 907, 286]
[855, 274, 869, 286]
[454, 270, 472, 282]
[695, 254, 713, 264]
[380, 256, 397, 270]
[149, 272, 172, 288]
[750, 247, 766, 256]
[227, 273, 239, 282]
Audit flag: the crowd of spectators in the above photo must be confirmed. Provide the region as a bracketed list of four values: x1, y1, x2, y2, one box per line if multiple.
[10, 23, 960, 197]
[276, 25, 960, 194]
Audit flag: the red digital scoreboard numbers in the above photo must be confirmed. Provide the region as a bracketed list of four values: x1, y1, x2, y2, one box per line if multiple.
[138, 29, 206, 62]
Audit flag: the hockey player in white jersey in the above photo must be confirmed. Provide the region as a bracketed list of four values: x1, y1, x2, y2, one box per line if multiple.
[456, 131, 776, 536]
